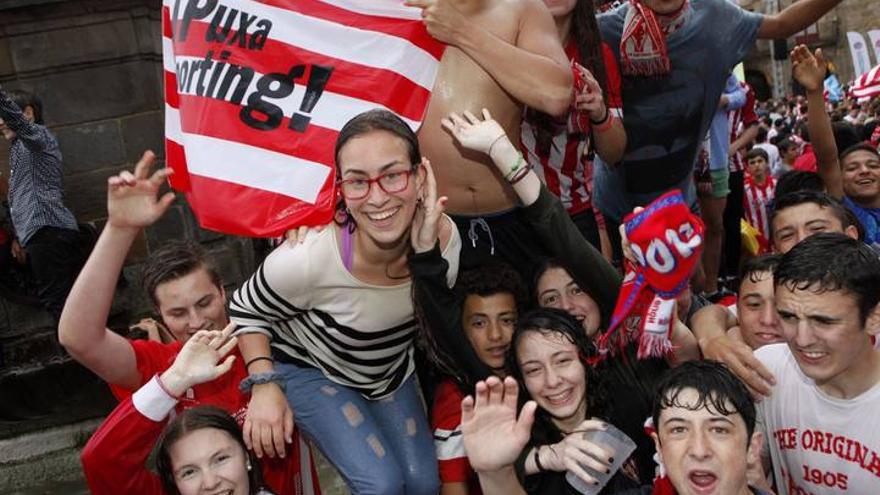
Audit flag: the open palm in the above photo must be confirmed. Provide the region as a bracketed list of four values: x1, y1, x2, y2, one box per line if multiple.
[107, 150, 175, 229]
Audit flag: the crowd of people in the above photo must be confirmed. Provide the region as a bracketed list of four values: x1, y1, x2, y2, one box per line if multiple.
[2, 0, 880, 494]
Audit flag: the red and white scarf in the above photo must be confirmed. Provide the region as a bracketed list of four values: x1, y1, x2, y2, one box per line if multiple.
[620, 0, 688, 76]
[597, 190, 704, 359]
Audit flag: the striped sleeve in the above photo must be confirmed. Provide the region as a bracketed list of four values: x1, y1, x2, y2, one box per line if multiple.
[432, 381, 473, 483]
[230, 243, 311, 338]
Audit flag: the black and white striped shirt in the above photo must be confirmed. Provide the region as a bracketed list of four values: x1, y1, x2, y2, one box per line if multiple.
[1, 86, 77, 245]
[230, 225, 460, 399]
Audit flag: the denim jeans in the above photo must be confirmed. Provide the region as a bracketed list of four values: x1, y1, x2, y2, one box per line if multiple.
[277, 361, 439, 495]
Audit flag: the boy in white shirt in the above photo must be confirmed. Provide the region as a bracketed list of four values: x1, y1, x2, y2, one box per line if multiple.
[755, 233, 880, 494]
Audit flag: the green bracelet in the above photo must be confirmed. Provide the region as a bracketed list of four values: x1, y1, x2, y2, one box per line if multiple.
[504, 154, 525, 181]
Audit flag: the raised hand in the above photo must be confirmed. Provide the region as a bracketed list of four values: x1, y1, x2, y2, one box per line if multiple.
[790, 44, 826, 93]
[107, 150, 175, 230]
[573, 63, 607, 122]
[461, 376, 537, 473]
[411, 158, 448, 253]
[442, 109, 508, 156]
[404, 0, 470, 45]
[159, 323, 238, 396]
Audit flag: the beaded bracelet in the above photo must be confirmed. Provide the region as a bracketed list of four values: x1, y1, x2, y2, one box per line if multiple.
[239, 371, 287, 394]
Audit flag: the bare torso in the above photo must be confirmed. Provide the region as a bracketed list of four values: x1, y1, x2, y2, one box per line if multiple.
[418, 0, 525, 215]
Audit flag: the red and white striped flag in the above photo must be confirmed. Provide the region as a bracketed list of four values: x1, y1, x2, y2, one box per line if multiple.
[850, 63, 880, 101]
[162, 0, 445, 236]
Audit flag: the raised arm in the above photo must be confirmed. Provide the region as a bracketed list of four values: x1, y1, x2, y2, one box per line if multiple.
[406, 0, 572, 116]
[58, 151, 175, 390]
[82, 327, 237, 495]
[790, 45, 844, 199]
[462, 376, 535, 495]
[409, 162, 492, 384]
[757, 0, 842, 40]
[0, 85, 51, 152]
[443, 110, 620, 325]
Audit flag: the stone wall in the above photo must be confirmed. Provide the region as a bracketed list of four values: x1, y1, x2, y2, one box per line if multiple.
[740, 0, 878, 98]
[0, 0, 260, 396]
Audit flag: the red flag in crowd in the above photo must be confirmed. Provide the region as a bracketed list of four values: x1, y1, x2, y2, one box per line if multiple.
[850, 63, 880, 100]
[162, 0, 445, 237]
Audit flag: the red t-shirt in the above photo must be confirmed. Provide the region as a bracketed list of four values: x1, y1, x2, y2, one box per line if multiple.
[433, 379, 482, 494]
[793, 143, 817, 172]
[108, 339, 320, 495]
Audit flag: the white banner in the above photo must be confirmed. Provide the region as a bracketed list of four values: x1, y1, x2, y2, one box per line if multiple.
[847, 31, 873, 78]
[868, 29, 880, 66]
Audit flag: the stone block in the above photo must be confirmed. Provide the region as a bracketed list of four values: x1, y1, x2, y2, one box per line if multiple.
[63, 164, 129, 221]
[7, 17, 139, 73]
[15, 60, 162, 127]
[120, 111, 164, 162]
[0, 37, 14, 77]
[145, 203, 193, 249]
[55, 120, 125, 173]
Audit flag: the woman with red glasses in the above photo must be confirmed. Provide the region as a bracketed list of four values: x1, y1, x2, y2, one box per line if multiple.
[229, 109, 461, 495]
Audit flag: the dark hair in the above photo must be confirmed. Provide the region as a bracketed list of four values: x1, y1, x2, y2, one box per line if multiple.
[798, 120, 810, 143]
[840, 142, 880, 163]
[739, 254, 781, 284]
[456, 263, 528, 310]
[156, 406, 269, 495]
[416, 263, 526, 392]
[142, 241, 223, 308]
[652, 360, 756, 442]
[7, 89, 43, 124]
[770, 191, 849, 236]
[527, 0, 607, 158]
[332, 109, 420, 228]
[532, 258, 610, 329]
[509, 308, 608, 431]
[774, 170, 824, 197]
[755, 126, 769, 143]
[745, 148, 768, 163]
[775, 233, 880, 326]
[832, 122, 863, 156]
[777, 137, 797, 153]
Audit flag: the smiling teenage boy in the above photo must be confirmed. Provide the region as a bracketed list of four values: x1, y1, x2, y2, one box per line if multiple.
[755, 233, 880, 494]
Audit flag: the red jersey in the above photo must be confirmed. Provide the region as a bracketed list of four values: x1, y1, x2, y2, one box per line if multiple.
[728, 83, 758, 173]
[102, 339, 320, 495]
[793, 143, 817, 172]
[432, 379, 482, 494]
[521, 42, 622, 216]
[743, 173, 776, 248]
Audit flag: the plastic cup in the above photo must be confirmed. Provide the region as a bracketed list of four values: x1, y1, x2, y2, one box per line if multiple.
[565, 424, 637, 495]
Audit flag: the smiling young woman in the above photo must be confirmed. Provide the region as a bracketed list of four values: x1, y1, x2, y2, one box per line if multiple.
[230, 109, 461, 495]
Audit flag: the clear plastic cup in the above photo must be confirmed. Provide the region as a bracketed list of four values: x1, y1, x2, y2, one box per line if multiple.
[565, 424, 637, 495]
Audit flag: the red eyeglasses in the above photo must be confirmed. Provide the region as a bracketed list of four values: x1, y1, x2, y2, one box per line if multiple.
[337, 169, 414, 200]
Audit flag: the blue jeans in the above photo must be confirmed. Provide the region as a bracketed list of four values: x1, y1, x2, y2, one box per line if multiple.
[277, 361, 439, 495]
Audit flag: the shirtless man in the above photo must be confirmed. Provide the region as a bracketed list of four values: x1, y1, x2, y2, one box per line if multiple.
[406, 0, 572, 269]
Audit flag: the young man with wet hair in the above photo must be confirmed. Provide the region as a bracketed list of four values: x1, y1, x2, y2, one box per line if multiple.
[756, 233, 880, 494]
[455, 360, 771, 494]
[649, 359, 771, 495]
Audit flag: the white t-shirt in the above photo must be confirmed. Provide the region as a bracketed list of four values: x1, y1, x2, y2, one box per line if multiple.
[755, 344, 880, 494]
